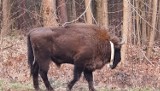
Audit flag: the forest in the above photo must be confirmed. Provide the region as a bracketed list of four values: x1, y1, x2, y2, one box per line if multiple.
[0, 0, 160, 91]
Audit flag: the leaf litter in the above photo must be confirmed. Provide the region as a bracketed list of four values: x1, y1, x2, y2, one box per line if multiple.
[0, 35, 160, 91]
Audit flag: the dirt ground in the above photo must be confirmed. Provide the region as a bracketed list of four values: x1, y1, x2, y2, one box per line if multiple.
[0, 35, 160, 91]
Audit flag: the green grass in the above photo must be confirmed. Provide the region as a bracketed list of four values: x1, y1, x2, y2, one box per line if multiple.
[0, 80, 4, 91]
[0, 79, 33, 91]
[127, 87, 159, 91]
[9, 82, 33, 91]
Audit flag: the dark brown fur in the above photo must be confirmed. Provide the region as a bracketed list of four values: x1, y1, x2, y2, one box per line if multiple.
[27, 23, 122, 91]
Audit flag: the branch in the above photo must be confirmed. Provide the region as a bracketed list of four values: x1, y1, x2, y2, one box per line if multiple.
[139, 49, 154, 66]
[127, 0, 159, 32]
[2, 44, 13, 50]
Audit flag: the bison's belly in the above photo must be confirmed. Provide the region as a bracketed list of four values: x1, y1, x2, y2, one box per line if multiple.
[51, 52, 75, 65]
[85, 60, 106, 71]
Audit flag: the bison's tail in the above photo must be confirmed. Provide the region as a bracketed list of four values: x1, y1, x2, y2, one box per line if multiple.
[27, 34, 35, 76]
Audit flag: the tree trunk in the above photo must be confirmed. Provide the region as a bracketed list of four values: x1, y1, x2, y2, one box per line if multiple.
[128, 0, 132, 44]
[121, 0, 130, 64]
[146, 0, 152, 38]
[141, 0, 147, 45]
[67, 0, 76, 22]
[147, 0, 158, 58]
[156, 0, 160, 41]
[85, 0, 92, 24]
[135, 0, 141, 45]
[102, 0, 109, 28]
[57, 0, 68, 24]
[1, 0, 11, 36]
[41, 0, 58, 27]
[158, 1, 160, 41]
[96, 0, 109, 28]
[132, 0, 136, 45]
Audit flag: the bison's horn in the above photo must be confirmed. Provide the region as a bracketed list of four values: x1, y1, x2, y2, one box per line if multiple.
[118, 39, 125, 45]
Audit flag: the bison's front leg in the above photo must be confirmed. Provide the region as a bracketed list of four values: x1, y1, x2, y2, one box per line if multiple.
[84, 69, 96, 91]
[67, 66, 83, 91]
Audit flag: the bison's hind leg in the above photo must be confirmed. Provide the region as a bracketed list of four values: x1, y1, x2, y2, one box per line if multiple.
[67, 65, 83, 91]
[38, 59, 54, 91]
[32, 62, 40, 90]
[39, 68, 54, 91]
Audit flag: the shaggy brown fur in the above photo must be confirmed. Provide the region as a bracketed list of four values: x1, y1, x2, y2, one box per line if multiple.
[27, 23, 122, 91]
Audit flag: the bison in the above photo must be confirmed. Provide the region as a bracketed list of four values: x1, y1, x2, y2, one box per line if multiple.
[27, 23, 123, 91]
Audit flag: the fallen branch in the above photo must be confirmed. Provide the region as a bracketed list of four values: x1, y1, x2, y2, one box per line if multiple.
[2, 44, 13, 51]
[140, 49, 154, 66]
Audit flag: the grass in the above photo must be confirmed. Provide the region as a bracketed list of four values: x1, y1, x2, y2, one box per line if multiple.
[9, 82, 33, 91]
[0, 79, 159, 91]
[0, 79, 33, 91]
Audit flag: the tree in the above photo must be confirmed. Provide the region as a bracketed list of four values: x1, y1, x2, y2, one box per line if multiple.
[41, 0, 58, 27]
[85, 0, 92, 24]
[102, 0, 109, 28]
[1, 0, 11, 35]
[96, 0, 109, 28]
[147, 0, 158, 58]
[135, 0, 141, 45]
[121, 0, 130, 64]
[57, 0, 68, 24]
[67, 0, 76, 22]
[141, 0, 147, 45]
[158, 1, 160, 40]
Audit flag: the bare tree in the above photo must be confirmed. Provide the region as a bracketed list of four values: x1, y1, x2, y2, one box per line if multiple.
[141, 0, 147, 45]
[85, 0, 92, 24]
[1, 0, 11, 35]
[135, 0, 141, 45]
[41, 0, 58, 27]
[57, 0, 68, 24]
[102, 0, 109, 28]
[121, 0, 130, 64]
[147, 0, 158, 58]
[158, 1, 160, 40]
[96, 0, 109, 28]
[67, 0, 76, 22]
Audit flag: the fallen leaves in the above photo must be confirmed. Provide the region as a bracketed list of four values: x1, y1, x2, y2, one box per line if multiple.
[0, 35, 160, 90]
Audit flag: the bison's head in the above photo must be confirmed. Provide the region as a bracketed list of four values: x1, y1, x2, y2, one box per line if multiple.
[109, 37, 124, 69]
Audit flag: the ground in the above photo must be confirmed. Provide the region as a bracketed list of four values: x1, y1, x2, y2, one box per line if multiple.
[0, 35, 160, 91]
